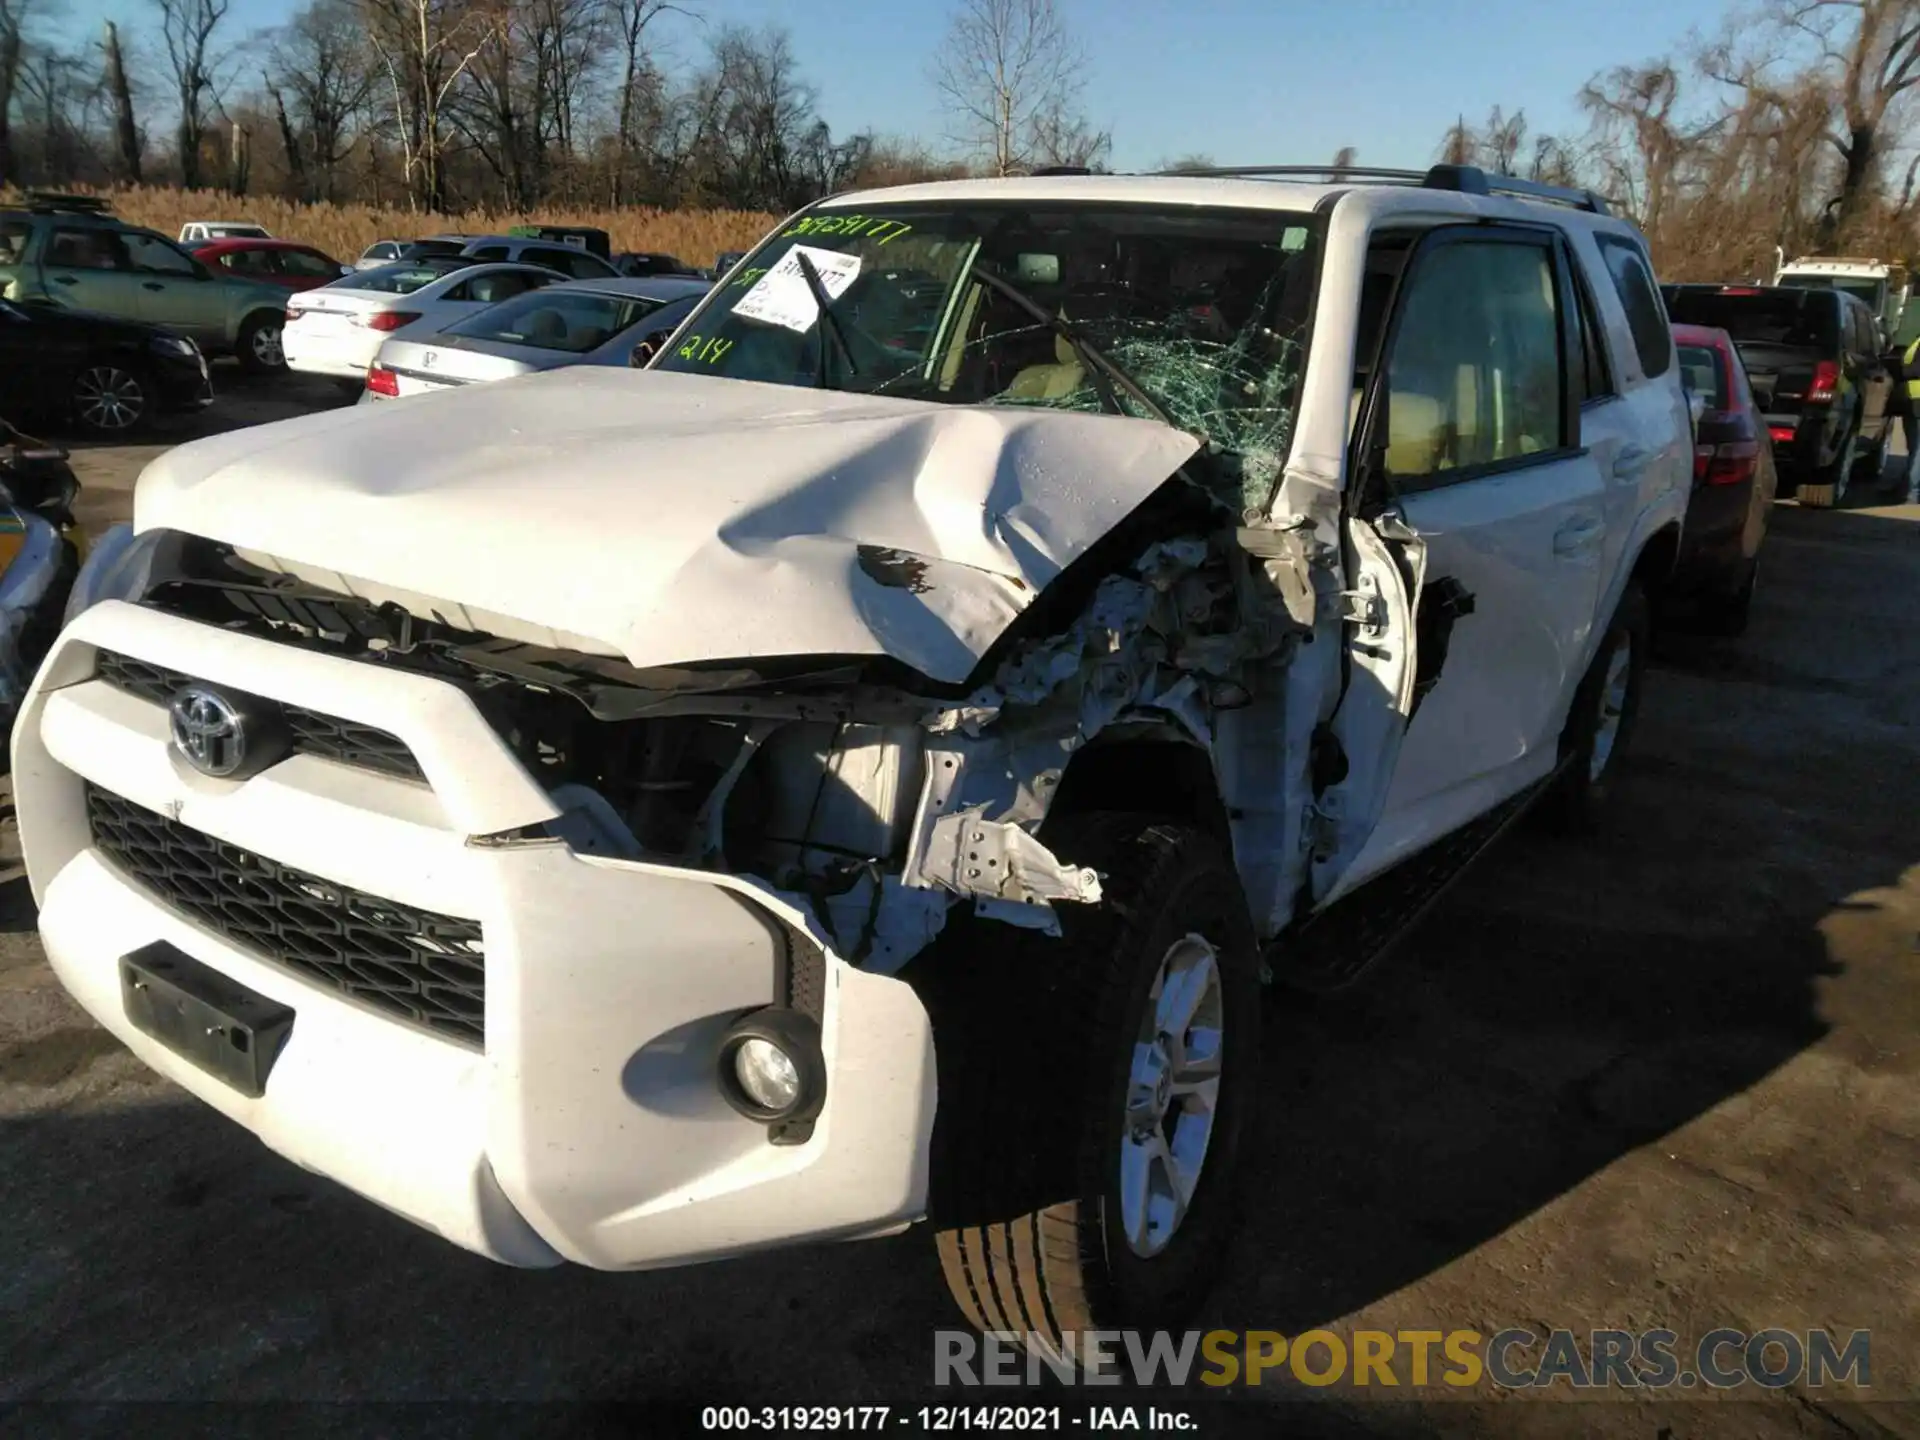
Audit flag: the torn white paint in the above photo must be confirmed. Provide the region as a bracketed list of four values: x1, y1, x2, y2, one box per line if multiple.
[131, 368, 1201, 684]
[919, 807, 1103, 906]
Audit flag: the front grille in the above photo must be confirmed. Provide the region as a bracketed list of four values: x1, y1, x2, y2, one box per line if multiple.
[86, 784, 485, 1047]
[94, 650, 425, 782]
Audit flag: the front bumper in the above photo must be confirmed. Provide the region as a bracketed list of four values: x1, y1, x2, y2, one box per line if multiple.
[13, 601, 937, 1269]
[153, 354, 215, 414]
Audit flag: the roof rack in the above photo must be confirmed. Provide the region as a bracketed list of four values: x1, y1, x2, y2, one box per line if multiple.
[17, 191, 114, 216]
[1150, 163, 1611, 215]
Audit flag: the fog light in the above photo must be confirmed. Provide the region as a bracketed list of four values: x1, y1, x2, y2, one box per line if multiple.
[716, 1006, 826, 1129]
[734, 1038, 801, 1112]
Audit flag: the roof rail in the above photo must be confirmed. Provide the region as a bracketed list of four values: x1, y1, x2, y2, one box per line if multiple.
[1150, 162, 1611, 215]
[18, 190, 114, 215]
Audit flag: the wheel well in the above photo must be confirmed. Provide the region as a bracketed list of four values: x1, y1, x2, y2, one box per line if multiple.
[1631, 523, 1681, 596]
[1043, 734, 1233, 851]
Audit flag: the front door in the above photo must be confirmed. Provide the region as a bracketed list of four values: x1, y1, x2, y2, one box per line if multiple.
[38, 226, 148, 320]
[1333, 224, 1606, 894]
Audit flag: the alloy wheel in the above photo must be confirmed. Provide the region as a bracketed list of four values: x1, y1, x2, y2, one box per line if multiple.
[73, 367, 147, 432]
[1119, 933, 1225, 1259]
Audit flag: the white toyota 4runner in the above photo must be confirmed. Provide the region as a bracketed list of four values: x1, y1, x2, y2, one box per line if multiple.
[17, 163, 1690, 1355]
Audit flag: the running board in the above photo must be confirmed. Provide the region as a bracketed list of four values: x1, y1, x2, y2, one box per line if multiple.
[1272, 768, 1562, 992]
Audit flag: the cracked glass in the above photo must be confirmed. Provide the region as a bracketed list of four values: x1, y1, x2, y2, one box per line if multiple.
[652, 201, 1320, 514]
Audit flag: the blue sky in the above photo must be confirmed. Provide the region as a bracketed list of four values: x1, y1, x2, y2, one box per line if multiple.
[48, 0, 1735, 170]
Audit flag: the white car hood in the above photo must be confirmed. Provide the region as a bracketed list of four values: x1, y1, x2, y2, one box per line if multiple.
[134, 368, 1200, 683]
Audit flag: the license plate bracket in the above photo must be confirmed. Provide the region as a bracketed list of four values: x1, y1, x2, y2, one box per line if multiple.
[120, 941, 294, 1098]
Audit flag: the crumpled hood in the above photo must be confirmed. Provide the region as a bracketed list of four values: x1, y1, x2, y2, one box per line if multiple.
[134, 368, 1200, 682]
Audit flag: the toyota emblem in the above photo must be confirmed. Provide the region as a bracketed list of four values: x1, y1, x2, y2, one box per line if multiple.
[169, 686, 248, 777]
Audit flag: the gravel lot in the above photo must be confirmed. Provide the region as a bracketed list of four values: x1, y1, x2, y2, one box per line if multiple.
[2, 374, 1918, 1437]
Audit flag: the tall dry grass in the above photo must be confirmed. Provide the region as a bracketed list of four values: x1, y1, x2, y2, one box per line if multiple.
[11, 185, 782, 263]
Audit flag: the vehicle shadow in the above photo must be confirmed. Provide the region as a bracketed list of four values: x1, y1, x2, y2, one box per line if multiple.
[1216, 495, 1920, 1336]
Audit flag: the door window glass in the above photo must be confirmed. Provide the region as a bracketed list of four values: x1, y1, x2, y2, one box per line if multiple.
[123, 233, 202, 275]
[47, 228, 128, 270]
[280, 249, 339, 278]
[1381, 239, 1566, 484]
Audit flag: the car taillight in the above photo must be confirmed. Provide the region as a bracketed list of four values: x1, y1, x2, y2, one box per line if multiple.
[1807, 359, 1841, 402]
[1699, 439, 1760, 486]
[1768, 423, 1796, 444]
[365, 365, 399, 397]
[363, 311, 420, 332]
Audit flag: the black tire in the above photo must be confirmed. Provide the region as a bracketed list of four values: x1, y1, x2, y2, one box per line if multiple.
[1541, 581, 1649, 834]
[1798, 426, 1853, 508]
[334, 378, 365, 399]
[235, 311, 287, 375]
[69, 362, 154, 436]
[928, 815, 1261, 1361]
[1695, 560, 1756, 639]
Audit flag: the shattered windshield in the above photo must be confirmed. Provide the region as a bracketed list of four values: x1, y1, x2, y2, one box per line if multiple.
[651, 201, 1319, 512]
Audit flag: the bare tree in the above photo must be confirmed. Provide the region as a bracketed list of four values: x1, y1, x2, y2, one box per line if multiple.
[101, 19, 143, 182]
[609, 0, 688, 201]
[153, 0, 232, 188]
[360, 0, 500, 209]
[930, 0, 1090, 176]
[1715, 1, 1920, 236]
[1438, 112, 1476, 165]
[1482, 105, 1527, 173]
[1028, 99, 1109, 169]
[1580, 61, 1693, 233]
[1330, 145, 1358, 168]
[0, 0, 40, 188]
[266, 0, 375, 200]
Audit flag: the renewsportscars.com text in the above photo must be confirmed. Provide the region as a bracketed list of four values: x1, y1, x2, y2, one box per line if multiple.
[934, 1328, 1871, 1390]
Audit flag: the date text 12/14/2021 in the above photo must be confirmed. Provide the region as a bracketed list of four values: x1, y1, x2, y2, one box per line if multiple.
[700, 1407, 1200, 1431]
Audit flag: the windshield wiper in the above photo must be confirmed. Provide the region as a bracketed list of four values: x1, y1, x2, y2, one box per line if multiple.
[968, 262, 1184, 433]
[793, 249, 859, 386]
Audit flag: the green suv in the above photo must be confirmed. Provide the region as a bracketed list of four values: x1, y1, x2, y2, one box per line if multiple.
[0, 194, 290, 372]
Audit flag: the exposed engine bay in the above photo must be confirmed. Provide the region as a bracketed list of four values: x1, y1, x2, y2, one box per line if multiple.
[119, 469, 1334, 975]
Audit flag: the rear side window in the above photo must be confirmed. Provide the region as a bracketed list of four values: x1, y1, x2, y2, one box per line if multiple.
[1676, 343, 1728, 409]
[1593, 234, 1672, 379]
[280, 249, 339, 279]
[1665, 290, 1837, 351]
[469, 245, 510, 263]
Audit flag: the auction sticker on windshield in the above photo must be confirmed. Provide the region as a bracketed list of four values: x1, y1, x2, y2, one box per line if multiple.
[733, 244, 863, 332]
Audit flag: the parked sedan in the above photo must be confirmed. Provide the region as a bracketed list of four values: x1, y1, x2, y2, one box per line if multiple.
[282, 259, 564, 388]
[0, 296, 212, 436]
[194, 238, 350, 291]
[1667, 322, 1777, 635]
[364, 276, 709, 400]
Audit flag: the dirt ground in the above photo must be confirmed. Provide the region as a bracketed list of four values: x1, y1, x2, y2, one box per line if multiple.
[2, 374, 1919, 1437]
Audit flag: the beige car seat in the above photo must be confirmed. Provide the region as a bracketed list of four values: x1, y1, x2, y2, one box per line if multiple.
[1001, 328, 1087, 400]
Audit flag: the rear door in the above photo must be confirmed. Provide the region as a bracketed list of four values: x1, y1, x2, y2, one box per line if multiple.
[121, 231, 225, 345]
[1333, 223, 1606, 891]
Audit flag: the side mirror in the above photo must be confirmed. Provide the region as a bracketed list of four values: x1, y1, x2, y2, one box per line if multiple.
[340, 265, 354, 276]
